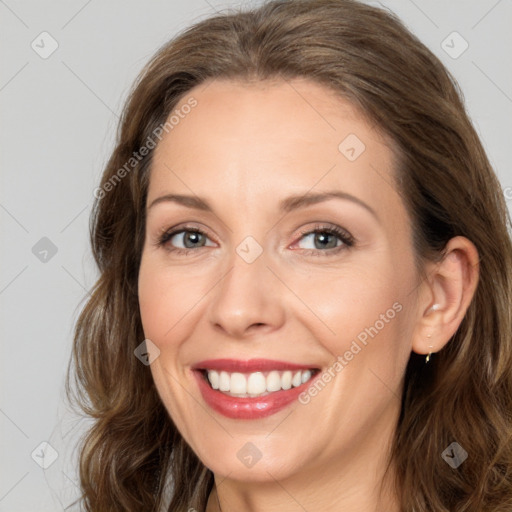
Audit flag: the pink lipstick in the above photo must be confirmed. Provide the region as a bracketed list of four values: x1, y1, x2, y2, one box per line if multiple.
[191, 359, 320, 419]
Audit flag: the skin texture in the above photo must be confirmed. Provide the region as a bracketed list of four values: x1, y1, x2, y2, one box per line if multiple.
[138, 78, 479, 512]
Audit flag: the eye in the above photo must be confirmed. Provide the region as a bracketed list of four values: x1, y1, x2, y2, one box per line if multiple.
[293, 224, 354, 255]
[157, 226, 216, 254]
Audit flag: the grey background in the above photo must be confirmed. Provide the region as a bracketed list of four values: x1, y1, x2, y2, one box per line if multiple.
[1, 0, 511, 510]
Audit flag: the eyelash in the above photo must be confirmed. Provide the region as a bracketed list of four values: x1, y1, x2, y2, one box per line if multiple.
[156, 223, 355, 257]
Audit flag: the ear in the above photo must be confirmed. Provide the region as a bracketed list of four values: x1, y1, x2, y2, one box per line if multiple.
[411, 236, 480, 357]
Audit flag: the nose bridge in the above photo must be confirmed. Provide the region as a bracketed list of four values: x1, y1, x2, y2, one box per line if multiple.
[207, 238, 285, 337]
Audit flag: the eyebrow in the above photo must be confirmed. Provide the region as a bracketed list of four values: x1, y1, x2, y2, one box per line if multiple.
[148, 191, 378, 220]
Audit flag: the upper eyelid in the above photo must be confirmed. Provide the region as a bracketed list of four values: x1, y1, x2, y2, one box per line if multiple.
[161, 223, 345, 237]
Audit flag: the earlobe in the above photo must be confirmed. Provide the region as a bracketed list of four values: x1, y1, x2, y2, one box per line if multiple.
[411, 236, 479, 358]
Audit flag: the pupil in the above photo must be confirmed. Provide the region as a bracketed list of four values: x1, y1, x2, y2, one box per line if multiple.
[316, 232, 336, 249]
[185, 231, 203, 248]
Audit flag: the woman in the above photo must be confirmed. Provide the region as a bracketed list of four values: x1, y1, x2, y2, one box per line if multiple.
[68, 0, 512, 510]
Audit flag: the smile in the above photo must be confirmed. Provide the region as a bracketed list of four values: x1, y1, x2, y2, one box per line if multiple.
[192, 359, 321, 419]
[205, 369, 316, 397]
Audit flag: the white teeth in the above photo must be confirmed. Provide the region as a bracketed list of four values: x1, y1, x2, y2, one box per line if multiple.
[301, 370, 312, 384]
[209, 370, 220, 390]
[219, 371, 230, 392]
[206, 369, 315, 396]
[230, 373, 247, 394]
[247, 372, 266, 394]
[281, 371, 292, 390]
[266, 371, 281, 392]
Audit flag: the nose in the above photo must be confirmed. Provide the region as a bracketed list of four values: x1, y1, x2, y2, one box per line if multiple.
[207, 248, 286, 339]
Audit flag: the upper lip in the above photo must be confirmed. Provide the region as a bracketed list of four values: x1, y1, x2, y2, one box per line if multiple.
[192, 358, 318, 373]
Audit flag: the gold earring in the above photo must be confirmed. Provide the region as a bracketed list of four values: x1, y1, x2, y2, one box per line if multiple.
[425, 333, 433, 363]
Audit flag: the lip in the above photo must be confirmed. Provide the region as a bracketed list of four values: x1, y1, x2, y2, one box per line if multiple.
[191, 359, 321, 420]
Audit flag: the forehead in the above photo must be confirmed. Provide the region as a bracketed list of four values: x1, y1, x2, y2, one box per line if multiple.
[148, 78, 403, 224]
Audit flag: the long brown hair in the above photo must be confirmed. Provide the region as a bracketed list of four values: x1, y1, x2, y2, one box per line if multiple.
[67, 0, 512, 510]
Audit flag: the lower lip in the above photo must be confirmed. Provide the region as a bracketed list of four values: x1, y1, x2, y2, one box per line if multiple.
[192, 370, 318, 420]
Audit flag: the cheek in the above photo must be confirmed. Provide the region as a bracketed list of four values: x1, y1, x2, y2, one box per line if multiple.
[291, 256, 417, 402]
[292, 263, 406, 351]
[138, 256, 209, 344]
[137, 256, 207, 440]
[138, 262, 168, 342]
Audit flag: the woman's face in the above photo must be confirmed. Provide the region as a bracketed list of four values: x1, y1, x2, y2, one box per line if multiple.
[138, 78, 423, 483]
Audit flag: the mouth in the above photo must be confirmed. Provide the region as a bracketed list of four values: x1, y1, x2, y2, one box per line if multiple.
[191, 359, 321, 419]
[199, 368, 319, 397]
